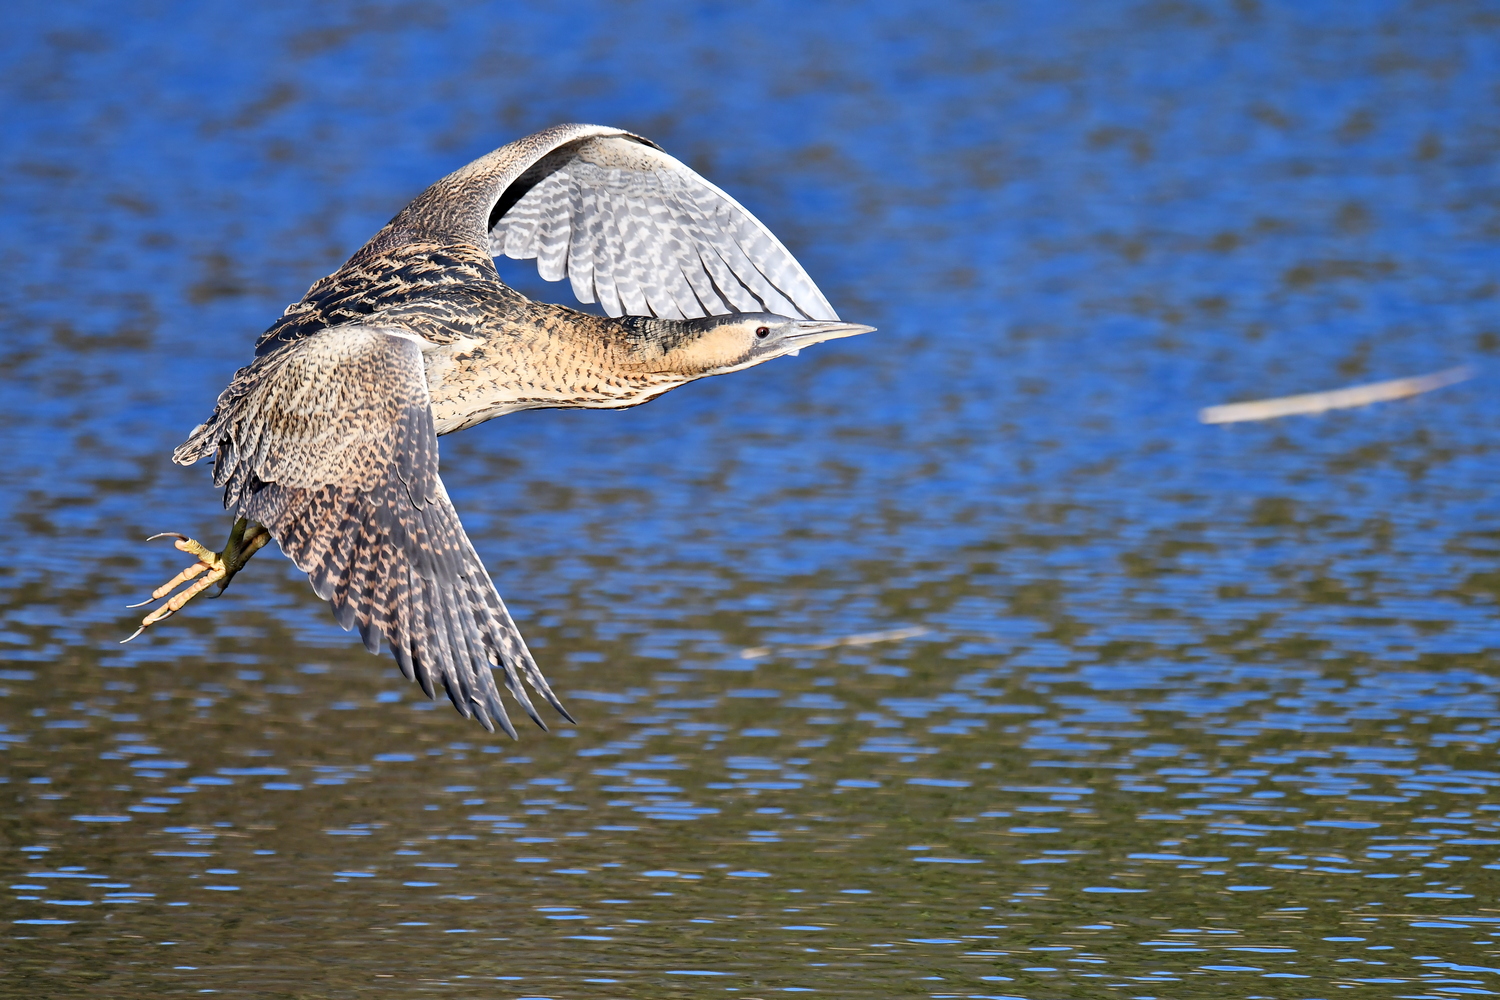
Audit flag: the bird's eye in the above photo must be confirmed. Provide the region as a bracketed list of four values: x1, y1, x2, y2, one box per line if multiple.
[755, 326, 771, 338]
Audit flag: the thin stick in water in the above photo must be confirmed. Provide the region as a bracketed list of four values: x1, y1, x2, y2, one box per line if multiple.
[739, 626, 928, 661]
[1199, 366, 1473, 425]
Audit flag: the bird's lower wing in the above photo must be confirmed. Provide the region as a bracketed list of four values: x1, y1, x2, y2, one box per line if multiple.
[174, 322, 568, 735]
[247, 473, 567, 735]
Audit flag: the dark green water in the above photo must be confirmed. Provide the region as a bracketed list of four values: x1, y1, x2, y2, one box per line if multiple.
[4, 2, 1500, 997]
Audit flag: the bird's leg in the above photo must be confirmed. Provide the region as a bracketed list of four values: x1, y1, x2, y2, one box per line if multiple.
[122, 517, 271, 642]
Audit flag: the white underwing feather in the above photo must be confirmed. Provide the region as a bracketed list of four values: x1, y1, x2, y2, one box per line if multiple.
[490, 136, 838, 321]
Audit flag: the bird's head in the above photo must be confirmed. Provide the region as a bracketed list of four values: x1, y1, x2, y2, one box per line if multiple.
[655, 313, 875, 376]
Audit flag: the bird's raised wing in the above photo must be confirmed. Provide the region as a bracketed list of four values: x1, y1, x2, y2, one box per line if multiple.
[486, 133, 839, 322]
[172, 323, 567, 736]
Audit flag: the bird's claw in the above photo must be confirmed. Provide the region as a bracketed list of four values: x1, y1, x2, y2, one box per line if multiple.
[122, 520, 269, 642]
[126, 535, 217, 606]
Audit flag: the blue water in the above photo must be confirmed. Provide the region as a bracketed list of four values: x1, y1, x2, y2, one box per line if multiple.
[4, 2, 1500, 997]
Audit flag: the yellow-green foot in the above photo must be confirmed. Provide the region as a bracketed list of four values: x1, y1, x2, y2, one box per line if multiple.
[122, 518, 270, 642]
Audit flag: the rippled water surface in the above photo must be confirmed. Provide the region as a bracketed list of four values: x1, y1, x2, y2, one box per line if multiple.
[5, 2, 1500, 997]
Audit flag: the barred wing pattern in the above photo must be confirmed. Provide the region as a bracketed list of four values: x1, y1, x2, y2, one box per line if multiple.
[173, 323, 567, 736]
[489, 136, 839, 322]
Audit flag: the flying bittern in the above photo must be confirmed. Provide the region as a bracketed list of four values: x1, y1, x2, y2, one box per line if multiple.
[128, 123, 873, 736]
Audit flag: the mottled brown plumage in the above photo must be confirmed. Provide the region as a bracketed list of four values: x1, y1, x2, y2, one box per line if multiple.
[132, 123, 873, 734]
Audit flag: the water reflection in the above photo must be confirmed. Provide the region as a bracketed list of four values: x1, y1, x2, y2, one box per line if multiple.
[6, 0, 1500, 997]
[8, 619, 1500, 994]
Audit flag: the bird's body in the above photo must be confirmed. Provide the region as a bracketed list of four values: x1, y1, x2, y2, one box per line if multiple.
[131, 124, 871, 735]
[265, 256, 712, 432]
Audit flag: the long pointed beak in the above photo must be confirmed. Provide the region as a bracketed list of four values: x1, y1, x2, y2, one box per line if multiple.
[784, 320, 877, 349]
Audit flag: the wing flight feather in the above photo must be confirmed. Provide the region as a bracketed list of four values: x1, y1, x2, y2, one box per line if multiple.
[489, 136, 839, 321]
[172, 323, 567, 735]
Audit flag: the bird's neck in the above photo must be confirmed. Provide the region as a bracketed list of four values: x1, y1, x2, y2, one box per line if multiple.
[591, 314, 746, 376]
[426, 304, 720, 434]
[542, 311, 724, 377]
